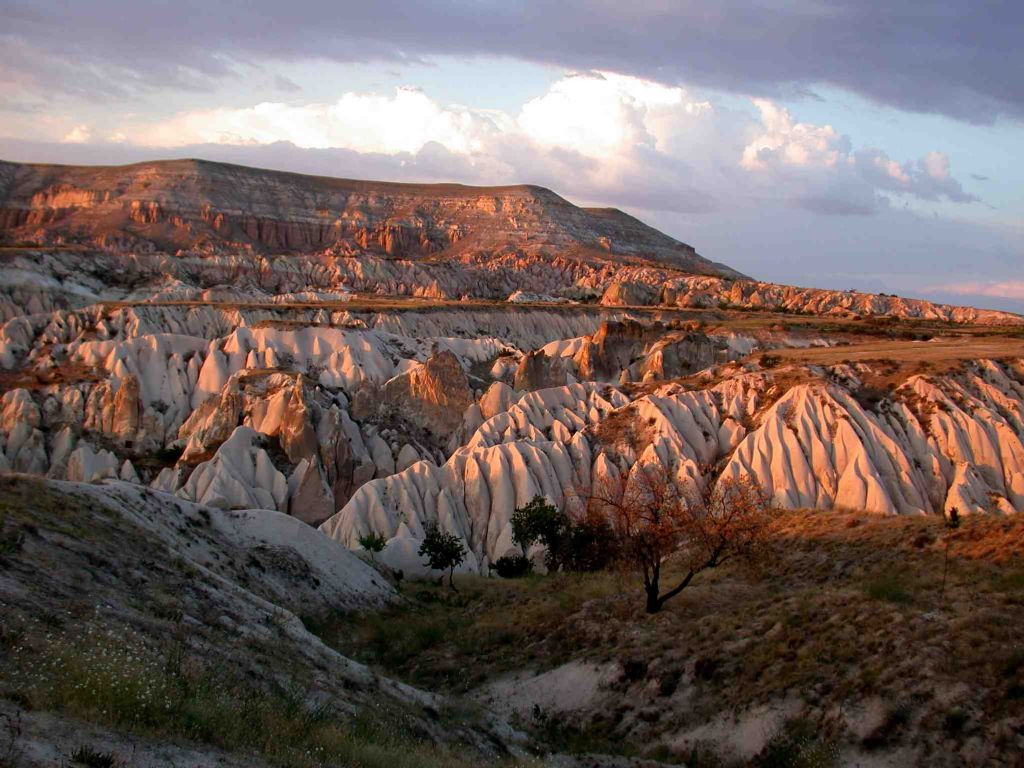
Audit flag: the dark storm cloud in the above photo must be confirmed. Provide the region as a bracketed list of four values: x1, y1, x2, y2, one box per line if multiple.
[3, 0, 1022, 122]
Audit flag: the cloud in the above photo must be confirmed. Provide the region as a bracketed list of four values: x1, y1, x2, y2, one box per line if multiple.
[741, 100, 850, 170]
[518, 71, 709, 156]
[132, 88, 511, 154]
[114, 72, 718, 213]
[738, 102, 977, 211]
[923, 280, 1024, 300]
[272, 74, 302, 93]
[853, 148, 977, 203]
[3, 1, 1023, 123]
[82, 72, 975, 218]
[61, 124, 92, 143]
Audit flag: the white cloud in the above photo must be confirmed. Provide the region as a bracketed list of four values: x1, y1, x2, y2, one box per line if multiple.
[741, 100, 977, 207]
[518, 71, 709, 155]
[61, 124, 92, 143]
[854, 148, 976, 203]
[133, 87, 511, 154]
[741, 99, 849, 170]
[924, 280, 1024, 300]
[921, 150, 950, 180]
[128, 71, 711, 163]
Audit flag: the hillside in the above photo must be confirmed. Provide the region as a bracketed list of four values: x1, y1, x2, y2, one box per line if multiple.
[2, 157, 1023, 768]
[0, 475, 521, 767]
[0, 158, 739, 276]
[331, 510, 1024, 766]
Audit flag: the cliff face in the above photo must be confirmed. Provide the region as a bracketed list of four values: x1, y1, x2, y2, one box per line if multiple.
[0, 158, 739, 276]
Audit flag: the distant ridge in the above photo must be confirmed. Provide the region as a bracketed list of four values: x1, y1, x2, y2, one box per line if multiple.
[0, 158, 742, 276]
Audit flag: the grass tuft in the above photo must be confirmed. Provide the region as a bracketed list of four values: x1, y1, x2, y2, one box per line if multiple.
[862, 572, 914, 605]
[754, 718, 838, 768]
[70, 744, 118, 767]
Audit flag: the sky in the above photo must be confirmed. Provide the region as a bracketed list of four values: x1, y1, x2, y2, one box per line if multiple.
[2, 1, 1022, 312]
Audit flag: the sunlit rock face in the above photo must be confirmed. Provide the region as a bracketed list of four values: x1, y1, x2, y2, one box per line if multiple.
[1, 159, 1022, 567]
[322, 360, 1024, 572]
[0, 158, 735, 276]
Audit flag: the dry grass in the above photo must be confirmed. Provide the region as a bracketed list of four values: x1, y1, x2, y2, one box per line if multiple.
[313, 572, 625, 693]
[0, 476, 525, 768]
[333, 511, 1024, 765]
[767, 337, 1024, 372]
[0, 360, 104, 392]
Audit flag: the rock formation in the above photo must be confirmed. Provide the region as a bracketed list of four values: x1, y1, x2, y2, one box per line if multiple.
[0, 159, 736, 276]
[0, 157, 1021, 573]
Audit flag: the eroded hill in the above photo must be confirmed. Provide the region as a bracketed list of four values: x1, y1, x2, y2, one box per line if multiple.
[0, 159, 736, 276]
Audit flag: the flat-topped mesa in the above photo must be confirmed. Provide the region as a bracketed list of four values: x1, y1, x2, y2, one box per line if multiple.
[0, 158, 739, 276]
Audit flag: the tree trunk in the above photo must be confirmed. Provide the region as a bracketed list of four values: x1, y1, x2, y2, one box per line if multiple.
[941, 540, 950, 600]
[645, 587, 662, 614]
[645, 565, 662, 614]
[448, 566, 458, 592]
[646, 569, 697, 614]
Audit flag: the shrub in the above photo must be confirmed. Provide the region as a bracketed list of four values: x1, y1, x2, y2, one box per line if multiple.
[511, 496, 569, 570]
[561, 514, 618, 573]
[358, 530, 388, 558]
[418, 523, 466, 590]
[7, 622, 491, 768]
[863, 572, 914, 605]
[862, 702, 912, 750]
[70, 745, 117, 767]
[942, 708, 969, 735]
[492, 554, 533, 578]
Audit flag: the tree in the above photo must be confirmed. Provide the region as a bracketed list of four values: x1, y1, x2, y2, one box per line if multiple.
[511, 496, 570, 570]
[357, 530, 388, 560]
[561, 506, 618, 572]
[590, 465, 771, 614]
[940, 506, 961, 600]
[418, 523, 466, 590]
[492, 554, 533, 578]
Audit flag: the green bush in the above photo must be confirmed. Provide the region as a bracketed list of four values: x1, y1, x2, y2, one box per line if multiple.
[358, 530, 389, 556]
[512, 496, 569, 571]
[493, 554, 533, 578]
[418, 523, 466, 589]
[863, 572, 914, 605]
[511, 496, 617, 573]
[561, 517, 618, 573]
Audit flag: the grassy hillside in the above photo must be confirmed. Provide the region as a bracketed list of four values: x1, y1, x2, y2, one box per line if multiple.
[0, 476, 523, 768]
[322, 511, 1024, 766]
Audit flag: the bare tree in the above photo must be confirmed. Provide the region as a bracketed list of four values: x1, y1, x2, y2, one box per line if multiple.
[589, 465, 772, 614]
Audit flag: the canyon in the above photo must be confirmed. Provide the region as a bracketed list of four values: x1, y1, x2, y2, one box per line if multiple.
[2, 158, 1023, 766]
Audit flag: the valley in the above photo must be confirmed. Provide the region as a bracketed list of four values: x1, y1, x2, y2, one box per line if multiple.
[1, 159, 1023, 766]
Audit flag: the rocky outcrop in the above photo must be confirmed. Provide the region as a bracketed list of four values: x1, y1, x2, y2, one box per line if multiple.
[599, 270, 1022, 324]
[177, 426, 289, 511]
[380, 350, 475, 438]
[2, 170, 1022, 549]
[322, 359, 1024, 571]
